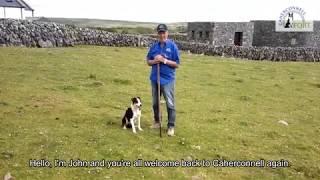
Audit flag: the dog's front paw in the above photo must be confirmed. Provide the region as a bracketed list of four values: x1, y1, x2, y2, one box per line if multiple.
[133, 130, 137, 134]
[138, 128, 143, 131]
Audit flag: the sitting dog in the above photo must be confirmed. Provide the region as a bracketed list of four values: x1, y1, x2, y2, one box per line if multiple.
[121, 97, 143, 133]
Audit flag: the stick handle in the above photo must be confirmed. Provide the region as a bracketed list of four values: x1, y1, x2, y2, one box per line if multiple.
[157, 63, 162, 138]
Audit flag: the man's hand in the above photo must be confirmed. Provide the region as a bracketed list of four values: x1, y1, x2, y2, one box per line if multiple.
[147, 54, 179, 68]
[154, 55, 165, 63]
[147, 55, 162, 66]
[155, 55, 179, 68]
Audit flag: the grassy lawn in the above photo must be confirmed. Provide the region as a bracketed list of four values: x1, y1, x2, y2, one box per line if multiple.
[0, 46, 319, 179]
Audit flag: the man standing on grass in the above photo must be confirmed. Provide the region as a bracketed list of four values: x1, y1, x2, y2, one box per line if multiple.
[146, 24, 180, 136]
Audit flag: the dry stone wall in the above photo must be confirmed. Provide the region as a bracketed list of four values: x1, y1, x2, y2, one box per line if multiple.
[0, 19, 319, 62]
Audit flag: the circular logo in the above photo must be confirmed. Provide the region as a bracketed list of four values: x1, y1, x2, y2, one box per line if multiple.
[278, 6, 306, 28]
[276, 6, 313, 32]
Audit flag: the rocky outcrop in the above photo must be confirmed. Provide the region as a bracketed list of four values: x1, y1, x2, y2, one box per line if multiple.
[0, 19, 319, 62]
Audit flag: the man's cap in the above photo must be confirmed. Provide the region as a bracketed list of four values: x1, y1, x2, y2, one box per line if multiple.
[157, 24, 168, 32]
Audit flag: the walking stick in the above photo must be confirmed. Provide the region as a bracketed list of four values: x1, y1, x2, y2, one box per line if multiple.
[157, 63, 162, 138]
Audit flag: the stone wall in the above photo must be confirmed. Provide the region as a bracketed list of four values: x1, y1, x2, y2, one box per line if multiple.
[0, 19, 155, 48]
[147, 33, 187, 42]
[306, 21, 320, 47]
[0, 19, 319, 62]
[187, 22, 254, 47]
[213, 22, 254, 47]
[187, 22, 214, 43]
[176, 41, 320, 62]
[187, 20, 320, 48]
[252, 20, 320, 48]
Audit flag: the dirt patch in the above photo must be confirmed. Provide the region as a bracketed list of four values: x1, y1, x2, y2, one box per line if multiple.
[28, 94, 69, 109]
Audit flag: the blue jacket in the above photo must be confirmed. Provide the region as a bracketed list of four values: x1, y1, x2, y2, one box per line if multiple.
[146, 39, 180, 85]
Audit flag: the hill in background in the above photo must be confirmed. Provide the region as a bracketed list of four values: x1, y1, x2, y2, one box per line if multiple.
[28, 17, 187, 34]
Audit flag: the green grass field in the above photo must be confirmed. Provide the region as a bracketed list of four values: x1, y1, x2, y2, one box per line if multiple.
[0, 46, 319, 179]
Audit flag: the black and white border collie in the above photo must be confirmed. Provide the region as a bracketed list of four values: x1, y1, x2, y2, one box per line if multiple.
[122, 97, 143, 133]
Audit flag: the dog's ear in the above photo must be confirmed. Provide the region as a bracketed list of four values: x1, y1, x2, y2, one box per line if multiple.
[132, 97, 139, 104]
[137, 97, 141, 100]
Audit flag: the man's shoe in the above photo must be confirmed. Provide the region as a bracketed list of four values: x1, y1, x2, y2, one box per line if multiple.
[167, 127, 175, 136]
[150, 122, 160, 129]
